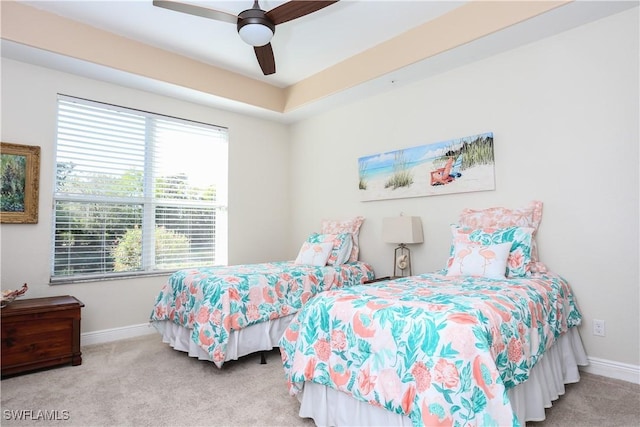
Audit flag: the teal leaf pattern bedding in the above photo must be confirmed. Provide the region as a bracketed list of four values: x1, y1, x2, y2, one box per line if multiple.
[279, 272, 582, 426]
[150, 261, 374, 367]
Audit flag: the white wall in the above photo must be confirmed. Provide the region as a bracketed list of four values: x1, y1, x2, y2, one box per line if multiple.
[289, 9, 639, 368]
[0, 59, 291, 334]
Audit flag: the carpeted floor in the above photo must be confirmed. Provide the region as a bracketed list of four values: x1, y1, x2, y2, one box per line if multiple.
[1, 334, 639, 426]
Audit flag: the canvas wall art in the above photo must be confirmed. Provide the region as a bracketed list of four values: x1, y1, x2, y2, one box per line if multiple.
[1, 142, 40, 223]
[358, 132, 495, 202]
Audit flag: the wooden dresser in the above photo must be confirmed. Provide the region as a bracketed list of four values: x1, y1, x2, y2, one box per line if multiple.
[1, 295, 84, 377]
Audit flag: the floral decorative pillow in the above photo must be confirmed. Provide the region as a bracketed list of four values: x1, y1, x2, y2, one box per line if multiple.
[306, 233, 353, 265]
[447, 225, 535, 278]
[320, 216, 365, 262]
[294, 241, 333, 266]
[458, 201, 542, 262]
[446, 242, 513, 279]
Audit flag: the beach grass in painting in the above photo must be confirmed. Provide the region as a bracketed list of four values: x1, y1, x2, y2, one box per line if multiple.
[384, 150, 413, 190]
[358, 132, 495, 201]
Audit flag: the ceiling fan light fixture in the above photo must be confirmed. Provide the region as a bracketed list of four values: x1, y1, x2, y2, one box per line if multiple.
[237, 9, 275, 47]
[238, 22, 274, 46]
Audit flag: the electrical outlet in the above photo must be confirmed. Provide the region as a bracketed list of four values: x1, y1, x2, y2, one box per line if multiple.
[593, 319, 606, 337]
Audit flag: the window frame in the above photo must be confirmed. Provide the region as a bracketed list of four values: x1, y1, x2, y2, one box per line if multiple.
[51, 94, 228, 284]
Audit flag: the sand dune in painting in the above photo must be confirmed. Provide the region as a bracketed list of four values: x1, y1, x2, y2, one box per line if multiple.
[360, 162, 495, 202]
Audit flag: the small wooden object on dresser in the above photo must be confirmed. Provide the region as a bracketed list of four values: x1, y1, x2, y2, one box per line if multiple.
[1, 295, 84, 377]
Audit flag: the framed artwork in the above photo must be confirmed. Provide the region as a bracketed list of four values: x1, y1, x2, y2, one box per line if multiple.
[1, 142, 41, 223]
[358, 132, 495, 202]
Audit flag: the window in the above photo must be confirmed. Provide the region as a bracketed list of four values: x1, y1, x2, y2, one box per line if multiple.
[52, 95, 228, 282]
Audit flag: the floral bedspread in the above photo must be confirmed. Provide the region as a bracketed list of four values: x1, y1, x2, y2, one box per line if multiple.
[279, 272, 582, 427]
[150, 261, 374, 367]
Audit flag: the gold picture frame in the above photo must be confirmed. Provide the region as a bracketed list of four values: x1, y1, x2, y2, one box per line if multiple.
[1, 142, 41, 224]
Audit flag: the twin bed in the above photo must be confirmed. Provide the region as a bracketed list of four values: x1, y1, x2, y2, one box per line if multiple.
[150, 260, 374, 366]
[150, 203, 588, 426]
[279, 271, 586, 426]
[150, 216, 371, 366]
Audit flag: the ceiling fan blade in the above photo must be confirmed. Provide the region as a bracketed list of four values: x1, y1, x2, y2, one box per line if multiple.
[152, 1, 238, 24]
[254, 44, 276, 75]
[266, 1, 339, 26]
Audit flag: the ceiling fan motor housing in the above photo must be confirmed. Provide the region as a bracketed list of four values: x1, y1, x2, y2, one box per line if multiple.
[237, 8, 276, 46]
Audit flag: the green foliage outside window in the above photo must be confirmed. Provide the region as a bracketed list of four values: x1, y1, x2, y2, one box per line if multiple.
[111, 226, 190, 272]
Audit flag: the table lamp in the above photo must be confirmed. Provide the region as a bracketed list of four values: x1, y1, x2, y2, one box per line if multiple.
[382, 215, 424, 277]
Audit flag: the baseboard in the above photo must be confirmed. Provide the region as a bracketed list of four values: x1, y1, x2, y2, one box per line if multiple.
[580, 356, 640, 384]
[81, 323, 157, 346]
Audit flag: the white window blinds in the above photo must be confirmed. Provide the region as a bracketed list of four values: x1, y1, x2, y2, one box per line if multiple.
[52, 95, 228, 282]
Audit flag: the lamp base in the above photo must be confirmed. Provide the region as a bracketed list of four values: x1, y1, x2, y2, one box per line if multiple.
[393, 244, 412, 277]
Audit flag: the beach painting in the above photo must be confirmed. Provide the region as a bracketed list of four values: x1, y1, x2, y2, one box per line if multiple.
[358, 132, 495, 201]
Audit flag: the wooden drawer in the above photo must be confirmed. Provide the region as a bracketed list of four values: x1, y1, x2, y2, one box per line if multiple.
[1, 296, 84, 377]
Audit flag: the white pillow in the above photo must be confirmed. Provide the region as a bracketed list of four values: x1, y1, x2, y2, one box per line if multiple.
[294, 241, 334, 266]
[446, 242, 512, 279]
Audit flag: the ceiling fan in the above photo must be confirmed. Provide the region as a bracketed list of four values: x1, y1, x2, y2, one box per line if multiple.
[152, 0, 339, 76]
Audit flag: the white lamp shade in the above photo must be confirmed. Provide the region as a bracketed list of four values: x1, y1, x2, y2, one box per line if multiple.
[382, 216, 424, 244]
[238, 23, 274, 46]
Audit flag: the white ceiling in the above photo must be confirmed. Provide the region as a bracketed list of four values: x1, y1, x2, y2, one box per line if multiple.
[4, 1, 638, 122]
[18, 0, 467, 88]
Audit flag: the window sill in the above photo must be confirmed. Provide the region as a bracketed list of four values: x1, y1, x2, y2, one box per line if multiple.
[50, 270, 175, 285]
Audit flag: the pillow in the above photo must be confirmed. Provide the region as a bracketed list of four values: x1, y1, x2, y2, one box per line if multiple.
[321, 216, 365, 262]
[446, 242, 513, 278]
[458, 201, 542, 262]
[306, 233, 353, 265]
[447, 225, 535, 278]
[294, 241, 334, 266]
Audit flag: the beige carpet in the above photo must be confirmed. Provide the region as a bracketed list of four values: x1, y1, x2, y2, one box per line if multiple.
[1, 334, 638, 426]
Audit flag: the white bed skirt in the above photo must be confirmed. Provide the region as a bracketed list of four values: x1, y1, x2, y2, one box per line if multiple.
[151, 316, 293, 363]
[298, 327, 588, 426]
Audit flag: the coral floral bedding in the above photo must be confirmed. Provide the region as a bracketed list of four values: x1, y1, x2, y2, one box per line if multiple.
[150, 261, 374, 367]
[279, 271, 582, 427]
